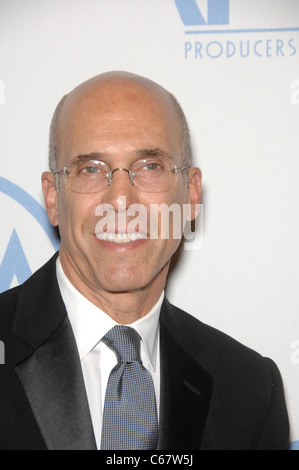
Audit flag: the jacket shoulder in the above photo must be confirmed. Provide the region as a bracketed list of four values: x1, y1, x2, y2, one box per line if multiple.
[163, 300, 289, 449]
[0, 286, 22, 328]
[163, 300, 268, 369]
[0, 253, 59, 329]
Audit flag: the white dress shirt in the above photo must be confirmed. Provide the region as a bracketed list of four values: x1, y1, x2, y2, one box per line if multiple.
[56, 258, 163, 449]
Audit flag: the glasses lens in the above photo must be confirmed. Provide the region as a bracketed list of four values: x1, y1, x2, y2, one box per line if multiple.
[69, 160, 110, 193]
[131, 160, 175, 193]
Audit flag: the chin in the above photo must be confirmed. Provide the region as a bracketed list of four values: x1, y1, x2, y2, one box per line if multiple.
[100, 279, 146, 294]
[96, 265, 149, 293]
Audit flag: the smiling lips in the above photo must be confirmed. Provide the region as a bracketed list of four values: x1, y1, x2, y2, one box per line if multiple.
[96, 232, 148, 244]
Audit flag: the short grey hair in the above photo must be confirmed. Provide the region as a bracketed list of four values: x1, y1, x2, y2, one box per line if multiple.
[169, 93, 193, 168]
[48, 94, 68, 173]
[48, 90, 193, 173]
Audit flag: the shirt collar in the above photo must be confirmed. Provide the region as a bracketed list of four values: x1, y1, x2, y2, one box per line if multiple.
[56, 258, 163, 371]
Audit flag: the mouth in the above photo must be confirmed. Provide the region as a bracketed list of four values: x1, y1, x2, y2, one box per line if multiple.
[95, 232, 148, 244]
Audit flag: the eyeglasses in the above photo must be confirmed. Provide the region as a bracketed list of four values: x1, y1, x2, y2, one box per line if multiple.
[53, 158, 189, 194]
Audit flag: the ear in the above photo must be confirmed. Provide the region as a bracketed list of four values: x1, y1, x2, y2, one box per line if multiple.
[187, 167, 202, 221]
[41, 172, 59, 227]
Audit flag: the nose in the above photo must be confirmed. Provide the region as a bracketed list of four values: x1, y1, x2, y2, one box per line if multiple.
[103, 168, 137, 212]
[108, 168, 134, 186]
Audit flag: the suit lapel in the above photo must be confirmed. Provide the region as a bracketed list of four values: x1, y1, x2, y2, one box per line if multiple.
[12, 254, 97, 450]
[14, 317, 96, 450]
[158, 300, 213, 450]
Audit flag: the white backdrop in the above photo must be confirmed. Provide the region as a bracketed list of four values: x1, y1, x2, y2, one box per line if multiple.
[0, 0, 298, 449]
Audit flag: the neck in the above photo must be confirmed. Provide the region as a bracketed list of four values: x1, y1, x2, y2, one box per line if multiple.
[58, 251, 168, 324]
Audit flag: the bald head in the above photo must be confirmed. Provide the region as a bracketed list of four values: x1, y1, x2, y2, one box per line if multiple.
[49, 71, 192, 172]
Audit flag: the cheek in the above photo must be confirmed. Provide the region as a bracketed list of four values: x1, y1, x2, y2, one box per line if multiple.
[57, 191, 98, 241]
[146, 192, 188, 241]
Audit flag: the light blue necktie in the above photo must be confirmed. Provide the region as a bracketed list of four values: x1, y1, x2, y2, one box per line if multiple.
[100, 325, 158, 450]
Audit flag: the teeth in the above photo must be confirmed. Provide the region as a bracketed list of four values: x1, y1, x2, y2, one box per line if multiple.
[96, 232, 147, 244]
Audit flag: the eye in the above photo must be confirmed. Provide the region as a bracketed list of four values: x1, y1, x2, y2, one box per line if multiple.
[142, 162, 162, 171]
[77, 161, 109, 176]
[82, 165, 100, 174]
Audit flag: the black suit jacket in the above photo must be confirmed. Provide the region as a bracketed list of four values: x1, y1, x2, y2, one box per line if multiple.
[0, 254, 289, 450]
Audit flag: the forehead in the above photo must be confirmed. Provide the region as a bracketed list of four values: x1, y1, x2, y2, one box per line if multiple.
[58, 79, 182, 163]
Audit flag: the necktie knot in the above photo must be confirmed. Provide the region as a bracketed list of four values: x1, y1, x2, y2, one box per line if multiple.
[102, 325, 141, 364]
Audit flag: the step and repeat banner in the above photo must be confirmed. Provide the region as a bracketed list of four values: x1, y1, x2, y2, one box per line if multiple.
[0, 0, 298, 448]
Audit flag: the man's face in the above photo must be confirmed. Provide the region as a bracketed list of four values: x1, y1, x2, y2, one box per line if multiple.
[43, 77, 201, 298]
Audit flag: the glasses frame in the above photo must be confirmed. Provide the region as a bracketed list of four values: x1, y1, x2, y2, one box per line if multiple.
[53, 160, 190, 193]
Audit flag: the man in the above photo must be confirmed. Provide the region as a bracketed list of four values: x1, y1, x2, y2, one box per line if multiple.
[0, 72, 289, 450]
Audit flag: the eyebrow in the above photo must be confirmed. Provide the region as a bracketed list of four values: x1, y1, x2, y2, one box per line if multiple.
[69, 152, 107, 166]
[133, 148, 174, 162]
[70, 148, 174, 165]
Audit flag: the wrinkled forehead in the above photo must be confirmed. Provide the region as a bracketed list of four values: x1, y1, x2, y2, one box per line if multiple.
[57, 76, 182, 163]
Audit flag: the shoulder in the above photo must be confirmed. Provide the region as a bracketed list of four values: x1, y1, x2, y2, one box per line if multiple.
[0, 285, 22, 328]
[162, 299, 279, 383]
[163, 300, 289, 449]
[0, 253, 59, 329]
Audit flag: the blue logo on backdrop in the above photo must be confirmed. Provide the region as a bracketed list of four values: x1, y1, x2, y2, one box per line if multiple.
[290, 441, 299, 451]
[0, 177, 60, 293]
[175, 0, 299, 60]
[175, 0, 229, 26]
